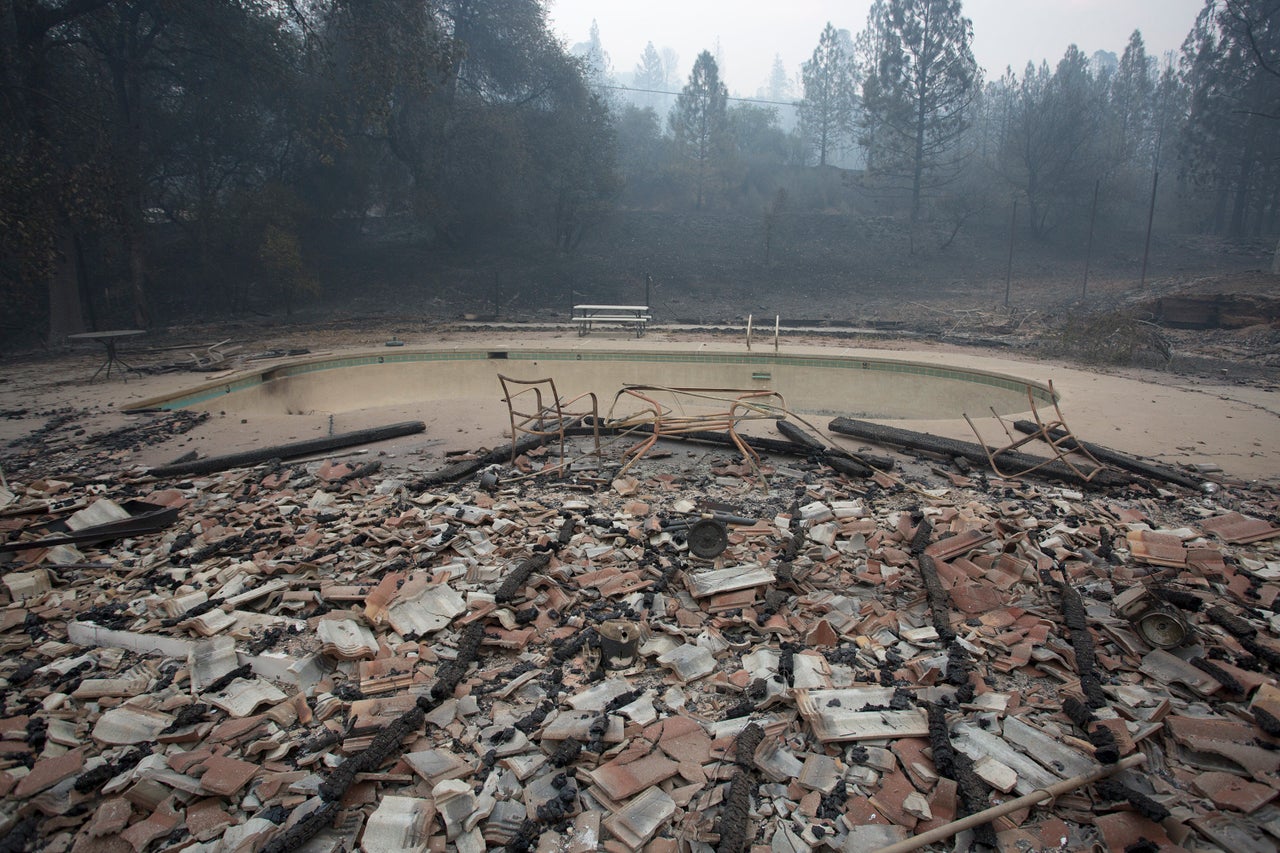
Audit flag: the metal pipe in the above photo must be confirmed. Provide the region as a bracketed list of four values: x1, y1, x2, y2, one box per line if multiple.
[870, 754, 1147, 853]
[662, 512, 758, 530]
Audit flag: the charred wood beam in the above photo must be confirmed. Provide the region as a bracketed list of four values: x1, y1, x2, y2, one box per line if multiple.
[148, 421, 426, 479]
[775, 419, 891, 473]
[874, 755, 1146, 853]
[411, 435, 547, 488]
[601, 424, 812, 458]
[925, 704, 996, 848]
[1058, 580, 1109, 709]
[716, 723, 764, 853]
[828, 416, 1133, 488]
[495, 552, 552, 604]
[1012, 421, 1203, 490]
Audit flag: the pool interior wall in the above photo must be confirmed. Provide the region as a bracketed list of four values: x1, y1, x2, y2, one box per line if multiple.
[139, 349, 1055, 421]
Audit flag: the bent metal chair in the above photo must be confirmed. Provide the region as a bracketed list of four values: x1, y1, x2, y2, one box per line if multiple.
[604, 385, 786, 486]
[497, 374, 601, 475]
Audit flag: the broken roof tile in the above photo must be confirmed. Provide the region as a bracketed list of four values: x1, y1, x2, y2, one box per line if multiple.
[588, 751, 680, 802]
[13, 747, 84, 798]
[2, 379, 1279, 853]
[1201, 511, 1280, 544]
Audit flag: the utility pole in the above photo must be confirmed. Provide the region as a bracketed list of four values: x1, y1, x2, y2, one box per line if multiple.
[1139, 170, 1159, 289]
[1004, 199, 1018, 308]
[1082, 179, 1100, 299]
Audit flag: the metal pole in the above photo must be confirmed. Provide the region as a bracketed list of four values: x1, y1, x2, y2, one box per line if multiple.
[1004, 199, 1017, 308]
[1139, 169, 1159, 289]
[1083, 179, 1099, 299]
[871, 754, 1147, 853]
[645, 273, 651, 308]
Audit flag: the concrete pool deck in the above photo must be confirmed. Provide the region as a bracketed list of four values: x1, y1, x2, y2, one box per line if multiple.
[2, 328, 1277, 484]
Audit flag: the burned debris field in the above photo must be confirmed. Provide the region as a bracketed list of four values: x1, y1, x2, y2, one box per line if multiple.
[1, 328, 1280, 853]
[4, 0, 1280, 851]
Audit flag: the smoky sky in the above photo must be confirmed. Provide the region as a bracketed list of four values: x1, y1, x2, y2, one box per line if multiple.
[547, 0, 1206, 95]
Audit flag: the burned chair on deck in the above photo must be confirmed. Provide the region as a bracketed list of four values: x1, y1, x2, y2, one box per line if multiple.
[964, 379, 1107, 482]
[604, 385, 786, 485]
[497, 374, 601, 475]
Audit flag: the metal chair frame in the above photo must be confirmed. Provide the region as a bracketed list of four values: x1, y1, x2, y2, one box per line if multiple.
[605, 385, 786, 485]
[964, 379, 1106, 482]
[497, 374, 600, 475]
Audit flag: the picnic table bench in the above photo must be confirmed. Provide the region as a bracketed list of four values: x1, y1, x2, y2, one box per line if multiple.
[572, 304, 650, 338]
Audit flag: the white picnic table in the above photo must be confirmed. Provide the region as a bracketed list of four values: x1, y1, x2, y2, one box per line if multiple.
[571, 304, 651, 337]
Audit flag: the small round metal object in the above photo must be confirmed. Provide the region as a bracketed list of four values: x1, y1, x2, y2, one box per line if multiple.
[1137, 609, 1187, 649]
[598, 620, 639, 670]
[687, 519, 729, 559]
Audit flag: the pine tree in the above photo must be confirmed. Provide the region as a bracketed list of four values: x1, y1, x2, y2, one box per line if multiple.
[633, 41, 666, 110]
[669, 50, 729, 209]
[799, 23, 855, 166]
[1001, 47, 1108, 234]
[635, 42, 665, 89]
[764, 53, 792, 101]
[853, 0, 892, 171]
[1180, 0, 1280, 238]
[583, 19, 611, 92]
[1110, 30, 1156, 186]
[858, 0, 980, 224]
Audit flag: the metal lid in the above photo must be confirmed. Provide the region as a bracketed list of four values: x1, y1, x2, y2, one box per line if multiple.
[687, 519, 729, 559]
[1137, 610, 1188, 649]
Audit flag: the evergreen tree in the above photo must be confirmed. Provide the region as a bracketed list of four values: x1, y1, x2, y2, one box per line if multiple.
[582, 18, 611, 92]
[1001, 47, 1108, 234]
[764, 53, 792, 101]
[615, 104, 666, 206]
[853, 0, 892, 171]
[799, 23, 856, 166]
[1111, 30, 1155, 169]
[635, 41, 665, 89]
[634, 41, 666, 110]
[858, 0, 981, 223]
[1180, 0, 1280, 238]
[669, 50, 729, 209]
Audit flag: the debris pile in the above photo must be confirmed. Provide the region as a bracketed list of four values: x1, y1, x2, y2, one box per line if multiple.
[1, 436, 1279, 853]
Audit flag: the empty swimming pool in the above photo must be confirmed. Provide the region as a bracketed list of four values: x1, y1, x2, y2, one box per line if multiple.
[139, 348, 1055, 421]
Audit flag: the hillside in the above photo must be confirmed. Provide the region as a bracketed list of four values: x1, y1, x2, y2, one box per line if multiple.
[304, 209, 1275, 329]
